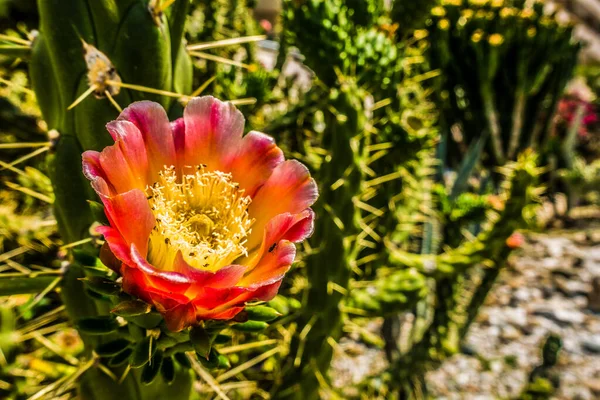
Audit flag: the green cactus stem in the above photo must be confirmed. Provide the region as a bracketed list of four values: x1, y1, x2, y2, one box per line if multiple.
[17, 1, 195, 398]
[427, 0, 580, 167]
[277, 82, 368, 399]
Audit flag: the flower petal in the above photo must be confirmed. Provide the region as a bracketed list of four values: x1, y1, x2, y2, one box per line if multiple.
[245, 209, 314, 266]
[82, 151, 115, 196]
[97, 226, 132, 267]
[172, 251, 246, 291]
[247, 160, 318, 250]
[228, 131, 284, 197]
[162, 303, 197, 332]
[99, 242, 122, 273]
[240, 241, 295, 287]
[192, 286, 248, 310]
[98, 141, 141, 194]
[100, 190, 155, 256]
[183, 96, 244, 170]
[118, 101, 176, 174]
[191, 279, 281, 318]
[130, 244, 192, 292]
[196, 306, 244, 321]
[193, 277, 283, 319]
[106, 121, 149, 189]
[171, 118, 186, 172]
[121, 266, 153, 305]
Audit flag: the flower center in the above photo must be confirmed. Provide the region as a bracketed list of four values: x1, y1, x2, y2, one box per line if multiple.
[146, 166, 253, 272]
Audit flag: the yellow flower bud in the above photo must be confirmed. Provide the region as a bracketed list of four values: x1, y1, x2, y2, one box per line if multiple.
[414, 30, 429, 40]
[500, 7, 517, 18]
[438, 19, 451, 30]
[471, 29, 484, 43]
[488, 33, 504, 46]
[431, 7, 446, 17]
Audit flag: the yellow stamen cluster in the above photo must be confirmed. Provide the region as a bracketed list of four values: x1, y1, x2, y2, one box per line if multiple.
[147, 166, 253, 272]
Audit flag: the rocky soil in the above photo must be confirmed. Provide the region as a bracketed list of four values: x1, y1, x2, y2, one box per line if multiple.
[330, 214, 600, 399]
[427, 223, 600, 399]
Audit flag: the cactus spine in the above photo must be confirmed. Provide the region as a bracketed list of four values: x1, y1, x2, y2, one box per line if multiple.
[270, 1, 547, 398]
[32, 0, 193, 243]
[278, 82, 369, 399]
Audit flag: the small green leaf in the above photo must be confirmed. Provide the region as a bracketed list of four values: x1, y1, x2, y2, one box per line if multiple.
[76, 316, 119, 335]
[80, 276, 121, 296]
[72, 250, 98, 267]
[141, 350, 163, 385]
[267, 295, 289, 316]
[160, 356, 176, 385]
[203, 320, 227, 333]
[109, 348, 133, 367]
[111, 300, 152, 317]
[189, 326, 211, 359]
[156, 335, 178, 349]
[245, 306, 281, 322]
[213, 334, 231, 345]
[199, 348, 219, 369]
[217, 354, 230, 369]
[127, 312, 162, 329]
[173, 352, 191, 368]
[288, 298, 302, 310]
[131, 336, 157, 368]
[96, 339, 131, 357]
[161, 326, 190, 342]
[231, 321, 269, 332]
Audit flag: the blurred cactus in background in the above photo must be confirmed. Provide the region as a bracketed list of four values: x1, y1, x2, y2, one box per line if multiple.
[517, 334, 563, 400]
[185, 0, 276, 115]
[427, 0, 580, 167]
[259, 0, 546, 398]
[391, 0, 439, 38]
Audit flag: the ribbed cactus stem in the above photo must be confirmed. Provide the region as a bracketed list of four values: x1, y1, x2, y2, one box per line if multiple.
[279, 83, 367, 399]
[27, 1, 193, 398]
[481, 83, 505, 165]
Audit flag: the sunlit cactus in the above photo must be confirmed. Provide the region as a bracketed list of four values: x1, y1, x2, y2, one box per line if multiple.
[272, 1, 545, 398]
[0, 1, 305, 399]
[30, 0, 194, 243]
[277, 80, 369, 399]
[427, 0, 580, 167]
[0, 0, 580, 398]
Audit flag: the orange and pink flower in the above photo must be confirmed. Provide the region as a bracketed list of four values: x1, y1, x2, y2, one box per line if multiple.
[83, 96, 318, 331]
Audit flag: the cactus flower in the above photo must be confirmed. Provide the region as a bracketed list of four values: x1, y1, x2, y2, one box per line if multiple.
[506, 232, 525, 249]
[82, 96, 318, 331]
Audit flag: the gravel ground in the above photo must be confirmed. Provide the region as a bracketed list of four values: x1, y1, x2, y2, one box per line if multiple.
[330, 218, 600, 399]
[427, 225, 600, 399]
